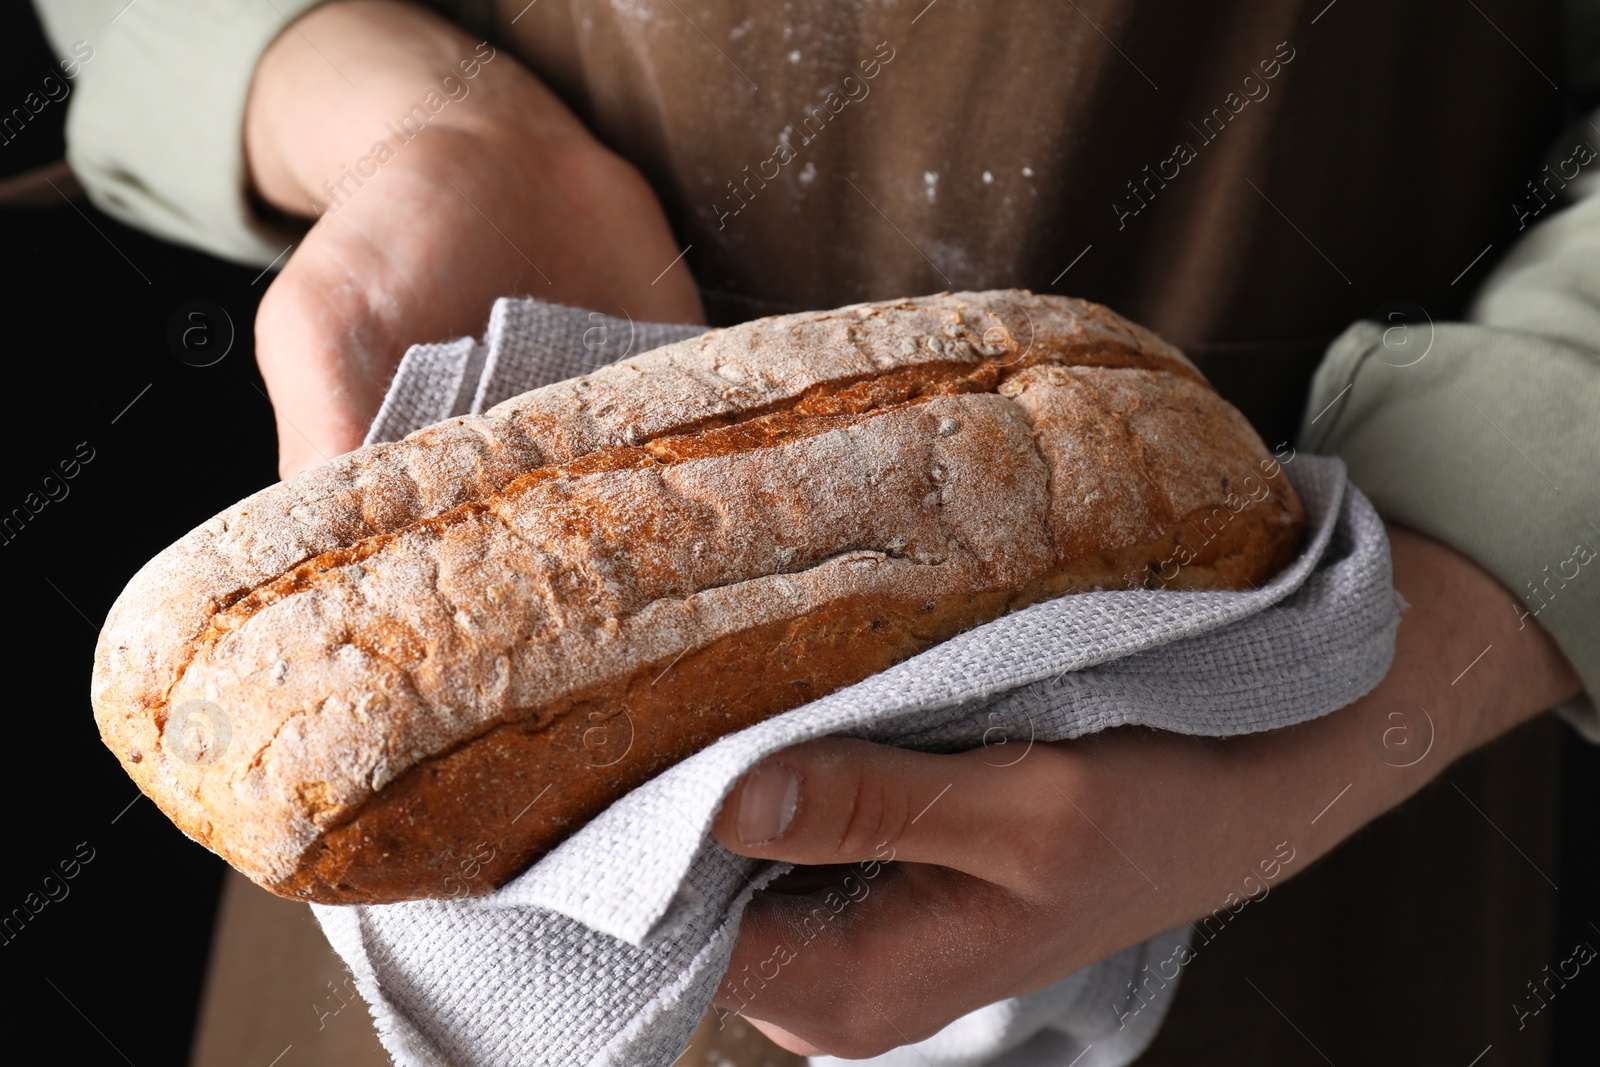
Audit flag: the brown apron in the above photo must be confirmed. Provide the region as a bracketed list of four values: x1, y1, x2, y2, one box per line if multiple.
[503, 0, 1561, 444]
[494, 2, 1567, 1061]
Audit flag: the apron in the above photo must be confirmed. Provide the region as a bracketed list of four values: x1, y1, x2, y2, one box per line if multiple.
[494, 2, 1568, 1060]
[502, 0, 1561, 446]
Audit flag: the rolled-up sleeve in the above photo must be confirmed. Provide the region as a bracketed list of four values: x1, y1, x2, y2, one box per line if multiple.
[32, 0, 328, 266]
[1299, 112, 1600, 738]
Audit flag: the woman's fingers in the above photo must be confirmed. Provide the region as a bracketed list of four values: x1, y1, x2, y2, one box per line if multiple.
[710, 737, 1121, 900]
[707, 734, 1198, 1056]
[715, 861, 1040, 1059]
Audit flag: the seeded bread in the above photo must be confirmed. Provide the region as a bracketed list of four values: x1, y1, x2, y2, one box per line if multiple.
[91, 290, 1303, 904]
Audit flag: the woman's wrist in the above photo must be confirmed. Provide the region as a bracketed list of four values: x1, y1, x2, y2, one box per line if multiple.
[243, 0, 593, 218]
[1210, 525, 1575, 889]
[1076, 522, 1582, 955]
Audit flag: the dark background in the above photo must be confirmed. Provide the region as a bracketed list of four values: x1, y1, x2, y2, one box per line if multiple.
[2, 5, 274, 1064]
[2, 3, 1598, 1065]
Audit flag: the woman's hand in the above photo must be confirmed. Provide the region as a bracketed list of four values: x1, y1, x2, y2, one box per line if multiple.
[709, 525, 1582, 1057]
[245, 0, 703, 478]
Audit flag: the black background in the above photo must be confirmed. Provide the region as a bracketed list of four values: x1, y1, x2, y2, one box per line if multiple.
[2, 5, 274, 1064]
[2, 3, 1599, 1065]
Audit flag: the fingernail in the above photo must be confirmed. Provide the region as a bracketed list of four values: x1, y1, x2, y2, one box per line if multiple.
[738, 761, 799, 845]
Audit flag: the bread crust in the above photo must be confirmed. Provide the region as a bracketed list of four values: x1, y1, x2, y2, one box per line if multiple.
[91, 291, 1302, 903]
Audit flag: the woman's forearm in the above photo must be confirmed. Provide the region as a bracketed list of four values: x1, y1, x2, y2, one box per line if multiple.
[244, 0, 590, 218]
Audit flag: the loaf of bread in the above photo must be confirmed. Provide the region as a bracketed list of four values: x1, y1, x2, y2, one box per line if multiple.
[92, 291, 1302, 905]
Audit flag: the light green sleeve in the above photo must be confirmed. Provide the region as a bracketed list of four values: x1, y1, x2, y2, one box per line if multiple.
[1299, 112, 1600, 739]
[31, 0, 329, 267]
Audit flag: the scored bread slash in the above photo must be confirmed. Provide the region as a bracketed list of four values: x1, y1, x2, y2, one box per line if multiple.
[91, 290, 1303, 904]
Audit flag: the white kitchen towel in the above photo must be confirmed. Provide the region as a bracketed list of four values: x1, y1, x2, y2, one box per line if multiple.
[365, 299, 705, 445]
[328, 298, 1397, 1067]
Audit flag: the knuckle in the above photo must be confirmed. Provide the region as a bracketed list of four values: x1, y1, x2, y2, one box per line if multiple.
[1006, 782, 1089, 895]
[811, 999, 905, 1059]
[830, 760, 909, 862]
